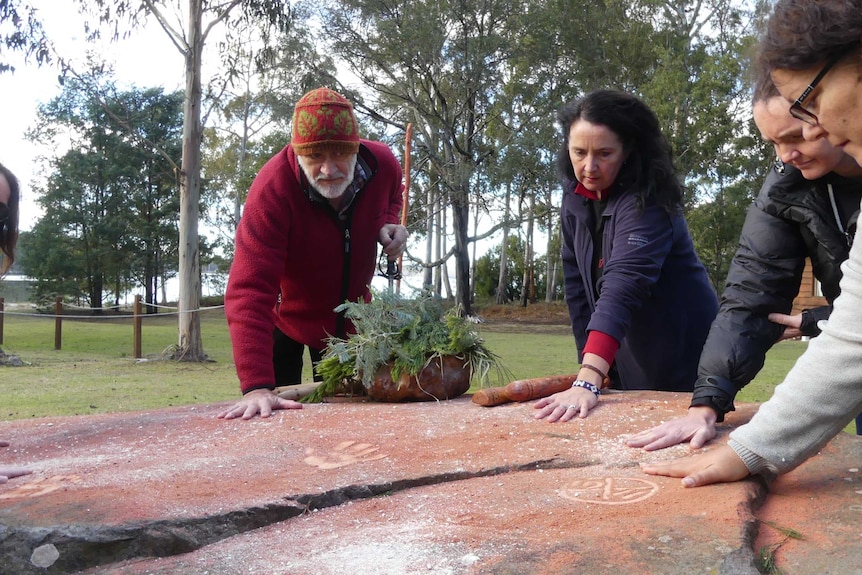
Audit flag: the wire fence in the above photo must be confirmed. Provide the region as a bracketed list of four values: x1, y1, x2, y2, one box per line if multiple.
[0, 296, 226, 358]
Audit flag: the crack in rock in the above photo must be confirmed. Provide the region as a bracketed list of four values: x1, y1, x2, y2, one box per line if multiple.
[0, 457, 576, 574]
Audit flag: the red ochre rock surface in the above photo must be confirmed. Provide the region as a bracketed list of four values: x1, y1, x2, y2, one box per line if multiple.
[0, 391, 859, 575]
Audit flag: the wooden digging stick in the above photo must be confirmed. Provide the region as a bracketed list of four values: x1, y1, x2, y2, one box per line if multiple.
[471, 374, 580, 407]
[276, 383, 322, 401]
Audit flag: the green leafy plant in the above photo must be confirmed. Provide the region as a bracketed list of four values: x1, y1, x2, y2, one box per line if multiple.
[305, 289, 508, 402]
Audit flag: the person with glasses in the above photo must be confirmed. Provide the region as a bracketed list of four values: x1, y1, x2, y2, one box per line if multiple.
[641, 0, 862, 487]
[0, 162, 19, 276]
[627, 71, 862, 452]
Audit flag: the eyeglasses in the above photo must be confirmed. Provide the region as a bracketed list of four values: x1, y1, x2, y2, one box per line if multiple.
[789, 50, 848, 125]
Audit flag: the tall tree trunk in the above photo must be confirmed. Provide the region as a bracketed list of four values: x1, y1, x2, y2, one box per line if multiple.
[175, 0, 206, 361]
[234, 87, 251, 228]
[545, 193, 557, 303]
[470, 201, 479, 303]
[441, 199, 452, 300]
[92, 273, 104, 312]
[496, 180, 511, 305]
[160, 274, 168, 306]
[434, 189, 443, 296]
[424, 169, 435, 289]
[452, 186, 471, 314]
[423, 182, 433, 289]
[520, 194, 534, 307]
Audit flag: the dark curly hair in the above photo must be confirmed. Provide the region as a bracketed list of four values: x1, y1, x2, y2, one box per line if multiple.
[555, 90, 684, 213]
[758, 0, 862, 73]
[0, 162, 20, 275]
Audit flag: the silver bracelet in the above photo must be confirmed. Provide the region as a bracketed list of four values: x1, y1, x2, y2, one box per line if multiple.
[572, 379, 600, 397]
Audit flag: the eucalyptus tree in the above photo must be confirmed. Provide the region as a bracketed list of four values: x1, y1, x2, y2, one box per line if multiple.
[315, 0, 533, 315]
[637, 1, 758, 205]
[689, 113, 774, 291]
[25, 74, 183, 310]
[485, 70, 559, 305]
[636, 0, 774, 283]
[202, 5, 334, 258]
[0, 0, 49, 72]
[113, 87, 184, 311]
[512, 0, 767, 295]
[69, 0, 294, 360]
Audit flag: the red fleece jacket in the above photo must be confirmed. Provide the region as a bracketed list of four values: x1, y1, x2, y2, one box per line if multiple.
[225, 141, 403, 393]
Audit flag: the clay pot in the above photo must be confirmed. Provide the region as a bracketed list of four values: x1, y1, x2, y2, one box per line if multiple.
[365, 354, 472, 402]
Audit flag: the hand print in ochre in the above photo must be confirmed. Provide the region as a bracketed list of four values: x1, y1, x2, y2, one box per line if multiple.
[302, 441, 388, 470]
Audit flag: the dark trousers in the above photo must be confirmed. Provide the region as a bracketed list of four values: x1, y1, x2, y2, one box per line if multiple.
[272, 328, 324, 385]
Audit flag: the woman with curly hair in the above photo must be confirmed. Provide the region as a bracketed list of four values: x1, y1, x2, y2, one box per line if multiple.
[0, 161, 19, 276]
[535, 90, 718, 422]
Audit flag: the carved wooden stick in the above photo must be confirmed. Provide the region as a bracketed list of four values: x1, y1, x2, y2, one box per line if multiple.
[472, 375, 579, 407]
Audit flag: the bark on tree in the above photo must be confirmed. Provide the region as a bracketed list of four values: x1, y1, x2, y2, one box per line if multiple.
[495, 180, 511, 305]
[175, 0, 206, 361]
[520, 191, 534, 307]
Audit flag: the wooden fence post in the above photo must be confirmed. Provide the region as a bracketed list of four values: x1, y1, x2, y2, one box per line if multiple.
[0, 297, 4, 345]
[54, 296, 62, 350]
[133, 295, 142, 359]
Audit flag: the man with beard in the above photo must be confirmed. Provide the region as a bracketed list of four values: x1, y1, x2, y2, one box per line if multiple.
[219, 88, 407, 420]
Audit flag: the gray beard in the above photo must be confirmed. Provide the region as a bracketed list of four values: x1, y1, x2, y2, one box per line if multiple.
[299, 154, 358, 200]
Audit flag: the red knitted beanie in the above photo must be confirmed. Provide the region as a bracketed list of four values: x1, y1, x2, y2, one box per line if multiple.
[291, 87, 360, 156]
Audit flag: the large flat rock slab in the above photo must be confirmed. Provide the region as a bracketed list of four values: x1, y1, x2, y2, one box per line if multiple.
[0, 391, 858, 574]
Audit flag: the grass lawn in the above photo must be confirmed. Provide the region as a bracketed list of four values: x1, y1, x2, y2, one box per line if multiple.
[0, 308, 855, 434]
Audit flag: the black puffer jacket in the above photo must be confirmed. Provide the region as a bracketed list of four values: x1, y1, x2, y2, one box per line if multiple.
[692, 163, 862, 420]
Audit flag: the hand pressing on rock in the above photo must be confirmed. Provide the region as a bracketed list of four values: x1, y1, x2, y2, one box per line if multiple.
[1, 440, 32, 483]
[0, 467, 32, 484]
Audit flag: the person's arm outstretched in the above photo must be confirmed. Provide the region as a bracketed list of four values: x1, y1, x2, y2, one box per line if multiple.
[628, 172, 811, 450]
[642, 224, 862, 485]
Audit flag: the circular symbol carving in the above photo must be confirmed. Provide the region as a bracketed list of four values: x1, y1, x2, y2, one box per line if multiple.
[559, 477, 659, 505]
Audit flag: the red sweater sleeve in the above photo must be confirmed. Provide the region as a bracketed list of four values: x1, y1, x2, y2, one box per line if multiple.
[583, 330, 620, 366]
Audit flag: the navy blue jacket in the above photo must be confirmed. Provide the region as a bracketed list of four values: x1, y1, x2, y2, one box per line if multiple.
[560, 178, 718, 391]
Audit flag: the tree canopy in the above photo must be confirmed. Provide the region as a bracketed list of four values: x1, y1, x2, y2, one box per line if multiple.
[7, 0, 776, 334]
[22, 71, 183, 310]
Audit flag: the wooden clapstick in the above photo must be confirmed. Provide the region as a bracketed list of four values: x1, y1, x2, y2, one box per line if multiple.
[472, 374, 579, 407]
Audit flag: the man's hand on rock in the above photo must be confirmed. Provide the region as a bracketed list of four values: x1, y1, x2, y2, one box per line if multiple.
[1, 440, 32, 484]
[217, 389, 302, 420]
[0, 467, 32, 484]
[625, 406, 718, 451]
